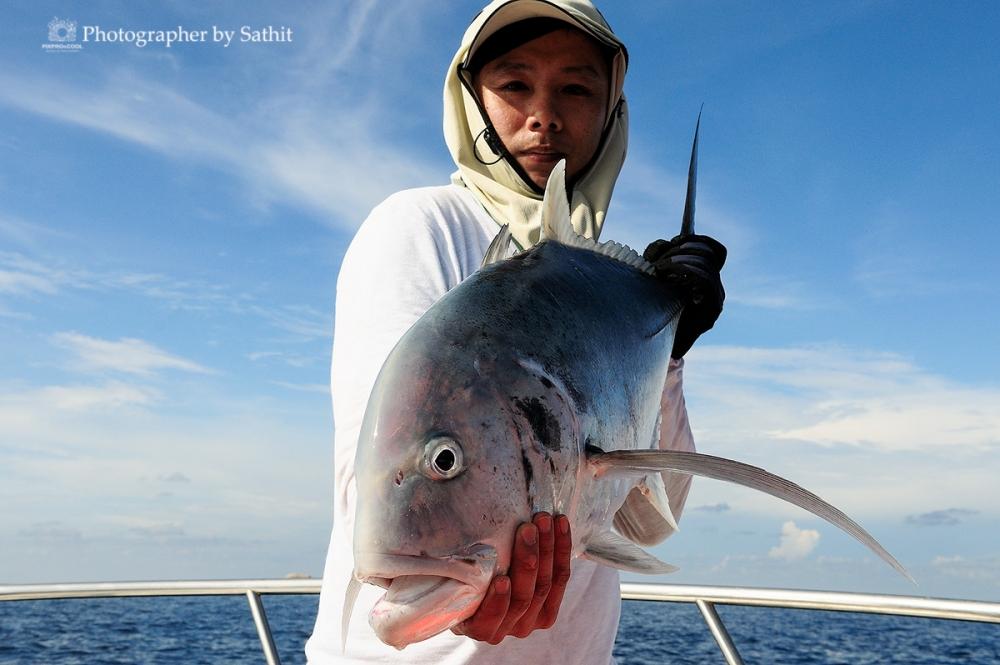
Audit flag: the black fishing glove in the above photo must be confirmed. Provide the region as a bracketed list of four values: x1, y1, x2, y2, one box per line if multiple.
[643, 234, 727, 359]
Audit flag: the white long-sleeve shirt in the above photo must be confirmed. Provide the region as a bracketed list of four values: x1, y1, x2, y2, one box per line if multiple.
[305, 184, 695, 664]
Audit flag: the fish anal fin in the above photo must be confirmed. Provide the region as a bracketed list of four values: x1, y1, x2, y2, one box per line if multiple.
[583, 530, 679, 574]
[612, 473, 679, 546]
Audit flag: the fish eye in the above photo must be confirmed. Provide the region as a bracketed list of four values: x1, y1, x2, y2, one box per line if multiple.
[423, 437, 464, 480]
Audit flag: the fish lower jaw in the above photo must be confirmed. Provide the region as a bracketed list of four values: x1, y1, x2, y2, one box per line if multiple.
[369, 575, 482, 649]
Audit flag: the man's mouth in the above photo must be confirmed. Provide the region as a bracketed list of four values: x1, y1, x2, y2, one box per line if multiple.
[520, 148, 565, 163]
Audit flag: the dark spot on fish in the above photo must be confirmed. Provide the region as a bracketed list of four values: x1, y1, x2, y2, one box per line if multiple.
[513, 397, 562, 451]
[520, 450, 534, 498]
[539, 376, 554, 389]
[511, 415, 524, 442]
[394, 470, 403, 486]
[549, 458, 556, 474]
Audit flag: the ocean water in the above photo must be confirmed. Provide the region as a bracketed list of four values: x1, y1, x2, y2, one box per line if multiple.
[1, 595, 997, 664]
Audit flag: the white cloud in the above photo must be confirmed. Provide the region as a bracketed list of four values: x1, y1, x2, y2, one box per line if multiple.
[0, 268, 57, 295]
[53, 332, 211, 376]
[0, 253, 65, 295]
[0, 215, 70, 248]
[17, 521, 84, 545]
[0, 376, 332, 582]
[272, 381, 329, 394]
[247, 303, 331, 342]
[679, 344, 1000, 520]
[39, 382, 160, 411]
[0, 3, 445, 229]
[769, 520, 820, 561]
[931, 555, 1000, 585]
[686, 344, 1000, 453]
[773, 392, 1000, 452]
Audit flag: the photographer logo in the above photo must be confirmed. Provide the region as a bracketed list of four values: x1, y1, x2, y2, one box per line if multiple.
[44, 17, 83, 52]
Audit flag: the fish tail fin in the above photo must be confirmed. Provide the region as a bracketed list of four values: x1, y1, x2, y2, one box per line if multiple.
[590, 449, 915, 584]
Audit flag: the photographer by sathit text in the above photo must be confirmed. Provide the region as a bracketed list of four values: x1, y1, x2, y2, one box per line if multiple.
[80, 24, 292, 48]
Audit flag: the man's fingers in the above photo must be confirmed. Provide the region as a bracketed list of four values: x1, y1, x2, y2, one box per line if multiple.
[452, 576, 510, 642]
[492, 522, 539, 640]
[538, 514, 572, 628]
[510, 513, 555, 636]
[532, 513, 555, 600]
[454, 514, 572, 643]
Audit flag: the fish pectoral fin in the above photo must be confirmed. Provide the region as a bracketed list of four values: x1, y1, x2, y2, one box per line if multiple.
[481, 224, 512, 268]
[583, 530, 679, 574]
[612, 473, 679, 546]
[590, 449, 914, 584]
[342, 575, 361, 654]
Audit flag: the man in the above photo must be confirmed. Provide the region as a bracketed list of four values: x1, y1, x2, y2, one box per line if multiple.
[306, 1, 725, 662]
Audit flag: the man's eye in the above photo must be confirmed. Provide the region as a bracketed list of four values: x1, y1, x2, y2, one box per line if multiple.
[563, 84, 593, 97]
[499, 80, 528, 92]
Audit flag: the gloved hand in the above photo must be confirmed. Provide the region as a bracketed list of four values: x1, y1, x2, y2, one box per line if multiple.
[643, 234, 727, 359]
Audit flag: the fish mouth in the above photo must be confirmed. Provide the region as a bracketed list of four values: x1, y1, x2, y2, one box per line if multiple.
[369, 575, 481, 648]
[353, 545, 498, 648]
[355, 544, 498, 589]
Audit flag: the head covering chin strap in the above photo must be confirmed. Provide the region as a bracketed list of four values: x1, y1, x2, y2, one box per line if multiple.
[443, 0, 629, 250]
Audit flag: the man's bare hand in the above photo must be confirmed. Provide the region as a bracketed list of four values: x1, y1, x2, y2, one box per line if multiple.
[452, 513, 572, 644]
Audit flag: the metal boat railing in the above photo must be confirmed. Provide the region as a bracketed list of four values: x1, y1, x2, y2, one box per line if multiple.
[2, 580, 999, 665]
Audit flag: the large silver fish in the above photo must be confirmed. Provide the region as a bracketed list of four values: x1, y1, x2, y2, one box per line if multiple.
[346, 129, 910, 650]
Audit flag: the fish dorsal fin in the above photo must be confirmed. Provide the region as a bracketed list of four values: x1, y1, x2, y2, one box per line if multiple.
[540, 160, 655, 275]
[481, 224, 512, 268]
[540, 160, 575, 244]
[583, 530, 679, 574]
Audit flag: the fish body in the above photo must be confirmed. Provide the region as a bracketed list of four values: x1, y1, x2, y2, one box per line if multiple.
[349, 152, 910, 650]
[352, 200, 681, 648]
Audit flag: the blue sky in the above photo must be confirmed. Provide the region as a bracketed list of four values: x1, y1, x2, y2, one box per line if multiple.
[2, 1, 998, 606]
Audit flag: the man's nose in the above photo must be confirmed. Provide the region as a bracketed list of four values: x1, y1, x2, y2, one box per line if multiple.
[527, 92, 562, 132]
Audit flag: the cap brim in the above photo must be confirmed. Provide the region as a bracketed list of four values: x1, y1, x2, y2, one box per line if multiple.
[464, 1, 619, 67]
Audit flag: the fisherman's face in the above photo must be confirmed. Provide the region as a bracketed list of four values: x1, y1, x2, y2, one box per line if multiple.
[473, 28, 610, 189]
